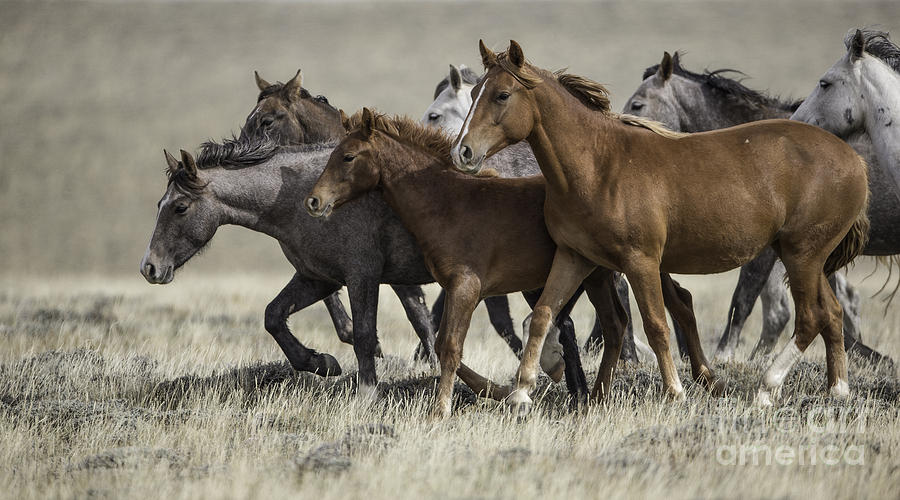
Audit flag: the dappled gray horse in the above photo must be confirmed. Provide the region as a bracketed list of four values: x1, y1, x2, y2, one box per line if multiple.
[622, 51, 886, 364]
[237, 69, 435, 363]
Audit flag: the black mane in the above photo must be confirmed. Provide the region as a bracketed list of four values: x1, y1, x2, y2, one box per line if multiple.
[642, 52, 801, 112]
[848, 29, 900, 74]
[433, 66, 481, 99]
[197, 135, 280, 170]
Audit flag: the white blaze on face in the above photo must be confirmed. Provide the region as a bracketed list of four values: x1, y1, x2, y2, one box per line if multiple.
[452, 78, 489, 158]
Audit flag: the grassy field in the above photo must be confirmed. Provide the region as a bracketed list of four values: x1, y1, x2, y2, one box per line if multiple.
[1, 263, 898, 499]
[2, 0, 900, 498]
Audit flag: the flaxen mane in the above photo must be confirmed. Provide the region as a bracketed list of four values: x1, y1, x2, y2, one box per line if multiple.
[849, 29, 900, 73]
[642, 52, 801, 113]
[347, 110, 454, 160]
[491, 50, 685, 139]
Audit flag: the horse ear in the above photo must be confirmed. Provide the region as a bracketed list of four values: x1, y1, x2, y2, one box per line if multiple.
[339, 109, 351, 131]
[850, 29, 866, 61]
[164, 149, 180, 174]
[449, 64, 462, 92]
[179, 149, 198, 177]
[254, 71, 271, 91]
[658, 52, 674, 81]
[361, 107, 375, 138]
[508, 40, 525, 68]
[284, 69, 303, 100]
[672, 52, 680, 70]
[479, 39, 497, 68]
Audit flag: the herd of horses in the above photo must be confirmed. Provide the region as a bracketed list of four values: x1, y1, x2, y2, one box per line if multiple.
[140, 28, 900, 419]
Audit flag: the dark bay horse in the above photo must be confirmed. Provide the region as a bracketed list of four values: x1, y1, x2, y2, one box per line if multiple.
[622, 51, 884, 365]
[242, 69, 525, 358]
[305, 110, 721, 417]
[454, 40, 869, 412]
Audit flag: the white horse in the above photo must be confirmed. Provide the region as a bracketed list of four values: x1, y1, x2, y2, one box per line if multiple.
[788, 28, 900, 369]
[421, 65, 480, 133]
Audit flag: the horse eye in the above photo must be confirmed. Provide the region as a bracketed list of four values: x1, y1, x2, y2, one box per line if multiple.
[428, 112, 440, 121]
[174, 204, 188, 214]
[496, 92, 510, 102]
[261, 117, 275, 128]
[631, 102, 644, 111]
[819, 80, 831, 89]
[343, 154, 355, 162]
[315, 95, 329, 104]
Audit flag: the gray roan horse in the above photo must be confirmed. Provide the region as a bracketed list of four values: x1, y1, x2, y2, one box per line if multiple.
[243, 69, 529, 359]
[623, 50, 889, 365]
[140, 141, 437, 395]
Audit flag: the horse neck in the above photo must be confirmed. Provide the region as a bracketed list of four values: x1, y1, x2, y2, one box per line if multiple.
[291, 102, 343, 143]
[527, 81, 617, 193]
[373, 140, 459, 242]
[682, 84, 789, 131]
[204, 160, 305, 241]
[860, 58, 900, 180]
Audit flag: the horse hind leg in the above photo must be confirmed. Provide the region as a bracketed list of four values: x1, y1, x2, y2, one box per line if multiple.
[716, 248, 778, 361]
[749, 261, 791, 360]
[484, 295, 523, 357]
[661, 274, 724, 396]
[756, 255, 846, 406]
[391, 285, 437, 366]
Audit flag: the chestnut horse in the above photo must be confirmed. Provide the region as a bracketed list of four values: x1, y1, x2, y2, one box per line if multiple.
[454, 40, 869, 411]
[306, 109, 721, 418]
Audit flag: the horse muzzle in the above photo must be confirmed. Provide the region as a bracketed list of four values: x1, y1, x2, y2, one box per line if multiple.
[451, 143, 485, 174]
[140, 256, 174, 284]
[305, 196, 334, 218]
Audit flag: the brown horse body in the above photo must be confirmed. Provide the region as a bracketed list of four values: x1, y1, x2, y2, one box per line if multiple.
[455, 41, 869, 411]
[306, 111, 717, 417]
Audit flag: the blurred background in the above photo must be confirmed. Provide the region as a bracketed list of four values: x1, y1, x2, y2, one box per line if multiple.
[0, 0, 897, 278]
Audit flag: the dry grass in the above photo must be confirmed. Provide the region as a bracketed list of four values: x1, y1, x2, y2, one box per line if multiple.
[1, 263, 898, 499]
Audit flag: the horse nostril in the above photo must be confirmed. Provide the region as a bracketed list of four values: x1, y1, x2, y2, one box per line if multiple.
[460, 145, 473, 161]
[307, 196, 319, 212]
[144, 262, 156, 278]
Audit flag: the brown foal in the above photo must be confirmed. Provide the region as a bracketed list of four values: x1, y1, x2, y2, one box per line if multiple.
[306, 109, 717, 418]
[454, 40, 869, 412]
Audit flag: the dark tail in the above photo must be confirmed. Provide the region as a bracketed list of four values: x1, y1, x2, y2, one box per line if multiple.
[824, 206, 869, 277]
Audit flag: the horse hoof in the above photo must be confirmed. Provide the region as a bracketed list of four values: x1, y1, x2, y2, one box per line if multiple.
[755, 388, 774, 407]
[505, 389, 533, 419]
[829, 379, 850, 399]
[374, 342, 384, 359]
[709, 377, 727, 397]
[666, 388, 686, 402]
[356, 382, 378, 404]
[312, 353, 342, 376]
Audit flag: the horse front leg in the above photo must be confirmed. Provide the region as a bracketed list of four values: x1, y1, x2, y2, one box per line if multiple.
[391, 285, 437, 367]
[265, 273, 343, 376]
[715, 247, 778, 361]
[321, 291, 354, 344]
[483, 295, 523, 357]
[582, 269, 629, 402]
[626, 260, 684, 401]
[347, 277, 382, 401]
[509, 247, 595, 417]
[430, 274, 481, 420]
